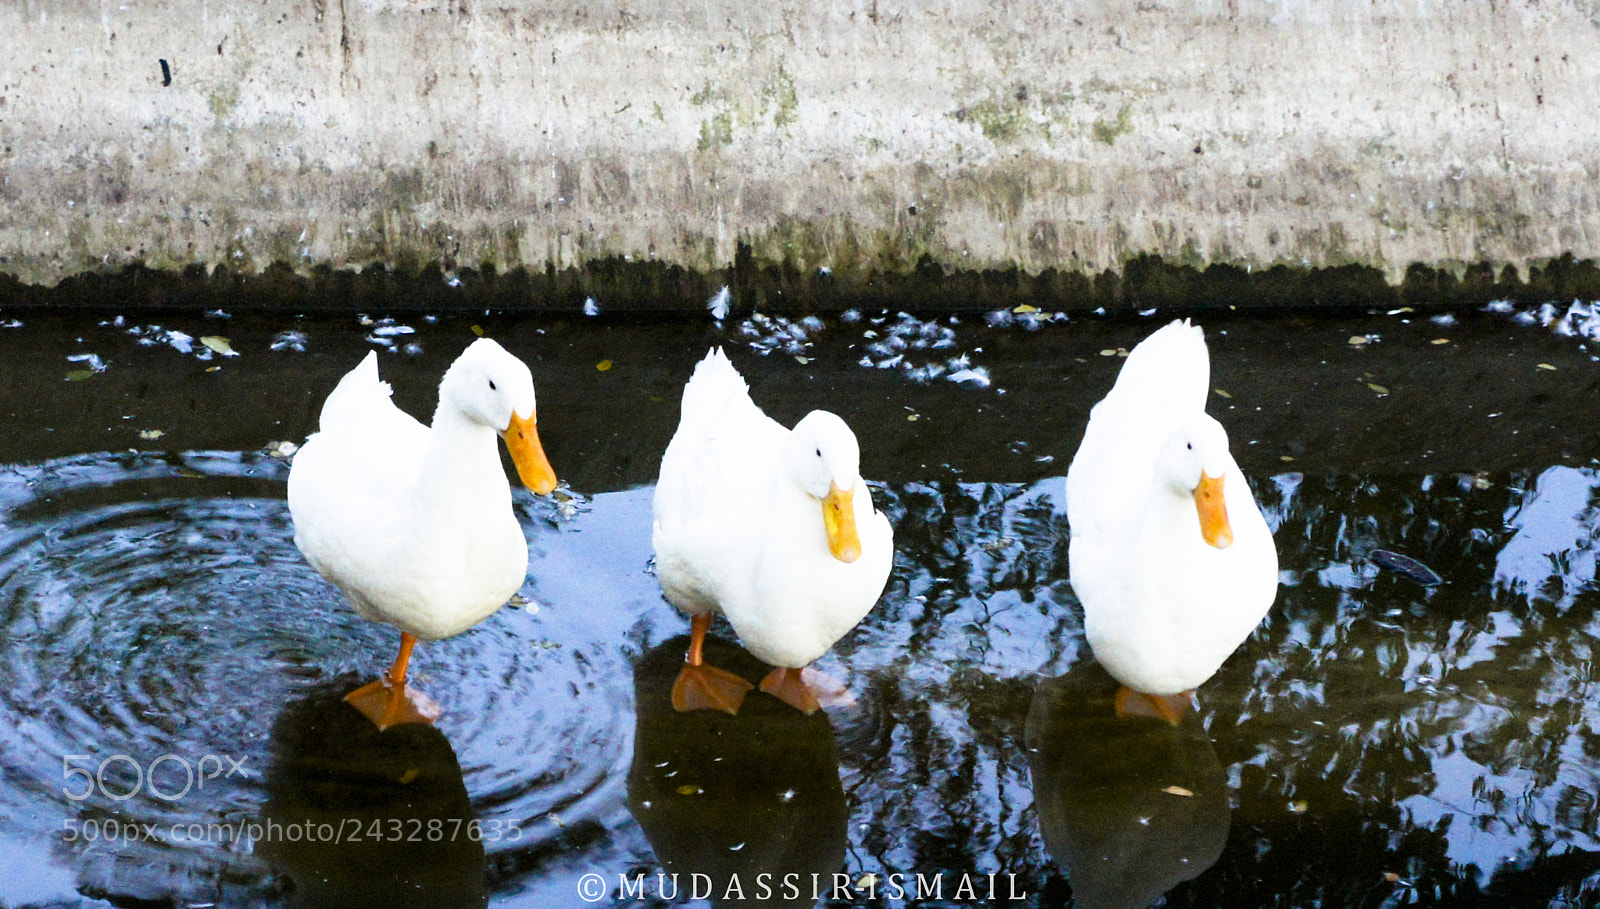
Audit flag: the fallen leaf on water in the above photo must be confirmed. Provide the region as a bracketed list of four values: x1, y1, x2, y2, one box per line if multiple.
[200, 335, 236, 356]
[1163, 785, 1194, 797]
[1432, 338, 1451, 345]
[1537, 363, 1557, 370]
[65, 370, 96, 382]
[138, 429, 165, 441]
[1368, 383, 1390, 395]
[1280, 455, 1296, 462]
[907, 413, 921, 422]
[398, 768, 419, 784]
[470, 324, 484, 337]
[1214, 388, 1232, 399]
[1288, 800, 1309, 814]
[1370, 549, 1443, 586]
[676, 784, 702, 796]
[1348, 335, 1371, 346]
[1013, 304, 1040, 314]
[206, 366, 221, 373]
[596, 360, 613, 372]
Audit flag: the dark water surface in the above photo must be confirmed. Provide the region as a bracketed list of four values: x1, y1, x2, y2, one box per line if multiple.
[2, 302, 1600, 907]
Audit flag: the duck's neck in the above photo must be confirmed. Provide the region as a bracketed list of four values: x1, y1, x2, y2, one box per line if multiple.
[415, 409, 509, 512]
[1138, 480, 1206, 557]
[762, 474, 830, 561]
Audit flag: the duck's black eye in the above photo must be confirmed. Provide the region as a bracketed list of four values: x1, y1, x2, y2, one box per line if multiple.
[816, 447, 822, 458]
[489, 379, 497, 391]
[1186, 442, 1193, 450]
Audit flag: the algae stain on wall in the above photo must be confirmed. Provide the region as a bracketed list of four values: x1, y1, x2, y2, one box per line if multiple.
[763, 64, 799, 129]
[1092, 105, 1133, 145]
[698, 112, 735, 150]
[207, 83, 241, 121]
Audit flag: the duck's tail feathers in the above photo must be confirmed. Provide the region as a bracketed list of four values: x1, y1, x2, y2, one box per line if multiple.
[1111, 318, 1210, 410]
[679, 347, 752, 424]
[318, 350, 393, 431]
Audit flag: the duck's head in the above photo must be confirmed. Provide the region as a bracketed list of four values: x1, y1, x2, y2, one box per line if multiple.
[440, 338, 558, 495]
[786, 410, 867, 563]
[1159, 413, 1234, 550]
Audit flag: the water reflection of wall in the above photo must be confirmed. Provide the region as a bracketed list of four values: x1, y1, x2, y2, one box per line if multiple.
[626, 635, 847, 909]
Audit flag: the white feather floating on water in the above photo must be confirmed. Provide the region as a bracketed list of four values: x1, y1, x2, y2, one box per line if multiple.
[708, 286, 731, 320]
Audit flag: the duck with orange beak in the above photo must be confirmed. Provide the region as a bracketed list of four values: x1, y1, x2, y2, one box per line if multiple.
[288, 338, 558, 730]
[1065, 320, 1278, 723]
[652, 348, 893, 715]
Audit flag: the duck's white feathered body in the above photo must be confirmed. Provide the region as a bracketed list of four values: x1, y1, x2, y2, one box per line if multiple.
[1066, 320, 1277, 696]
[653, 348, 893, 669]
[288, 339, 555, 641]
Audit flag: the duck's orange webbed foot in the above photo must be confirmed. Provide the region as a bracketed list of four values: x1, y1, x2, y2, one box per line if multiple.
[671, 663, 754, 715]
[759, 667, 823, 715]
[343, 677, 443, 731]
[344, 631, 441, 730]
[1113, 686, 1194, 726]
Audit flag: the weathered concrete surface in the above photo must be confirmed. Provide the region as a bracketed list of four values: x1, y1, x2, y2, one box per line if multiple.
[1, 0, 1597, 293]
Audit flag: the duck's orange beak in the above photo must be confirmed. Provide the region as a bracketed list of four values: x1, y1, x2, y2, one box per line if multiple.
[822, 481, 862, 563]
[504, 410, 557, 495]
[1193, 471, 1233, 549]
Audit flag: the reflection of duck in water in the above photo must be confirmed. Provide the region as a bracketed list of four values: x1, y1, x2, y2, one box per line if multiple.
[259, 680, 486, 908]
[627, 635, 847, 907]
[288, 339, 558, 729]
[652, 348, 893, 714]
[1065, 320, 1277, 721]
[1026, 661, 1229, 909]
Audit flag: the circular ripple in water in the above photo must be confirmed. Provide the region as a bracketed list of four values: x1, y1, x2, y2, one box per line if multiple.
[0, 450, 636, 905]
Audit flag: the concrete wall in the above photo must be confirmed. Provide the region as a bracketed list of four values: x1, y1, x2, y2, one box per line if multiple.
[1, 0, 1596, 291]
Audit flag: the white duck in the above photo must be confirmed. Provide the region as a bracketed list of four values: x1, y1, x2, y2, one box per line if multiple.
[1065, 320, 1277, 721]
[652, 348, 893, 714]
[288, 338, 557, 730]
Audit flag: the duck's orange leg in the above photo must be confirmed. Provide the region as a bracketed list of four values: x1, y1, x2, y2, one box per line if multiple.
[671, 613, 753, 715]
[1114, 686, 1194, 726]
[345, 631, 442, 730]
[760, 666, 822, 715]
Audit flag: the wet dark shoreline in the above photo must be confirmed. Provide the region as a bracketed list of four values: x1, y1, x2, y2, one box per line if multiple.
[0, 302, 1596, 493]
[7, 253, 1600, 320]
